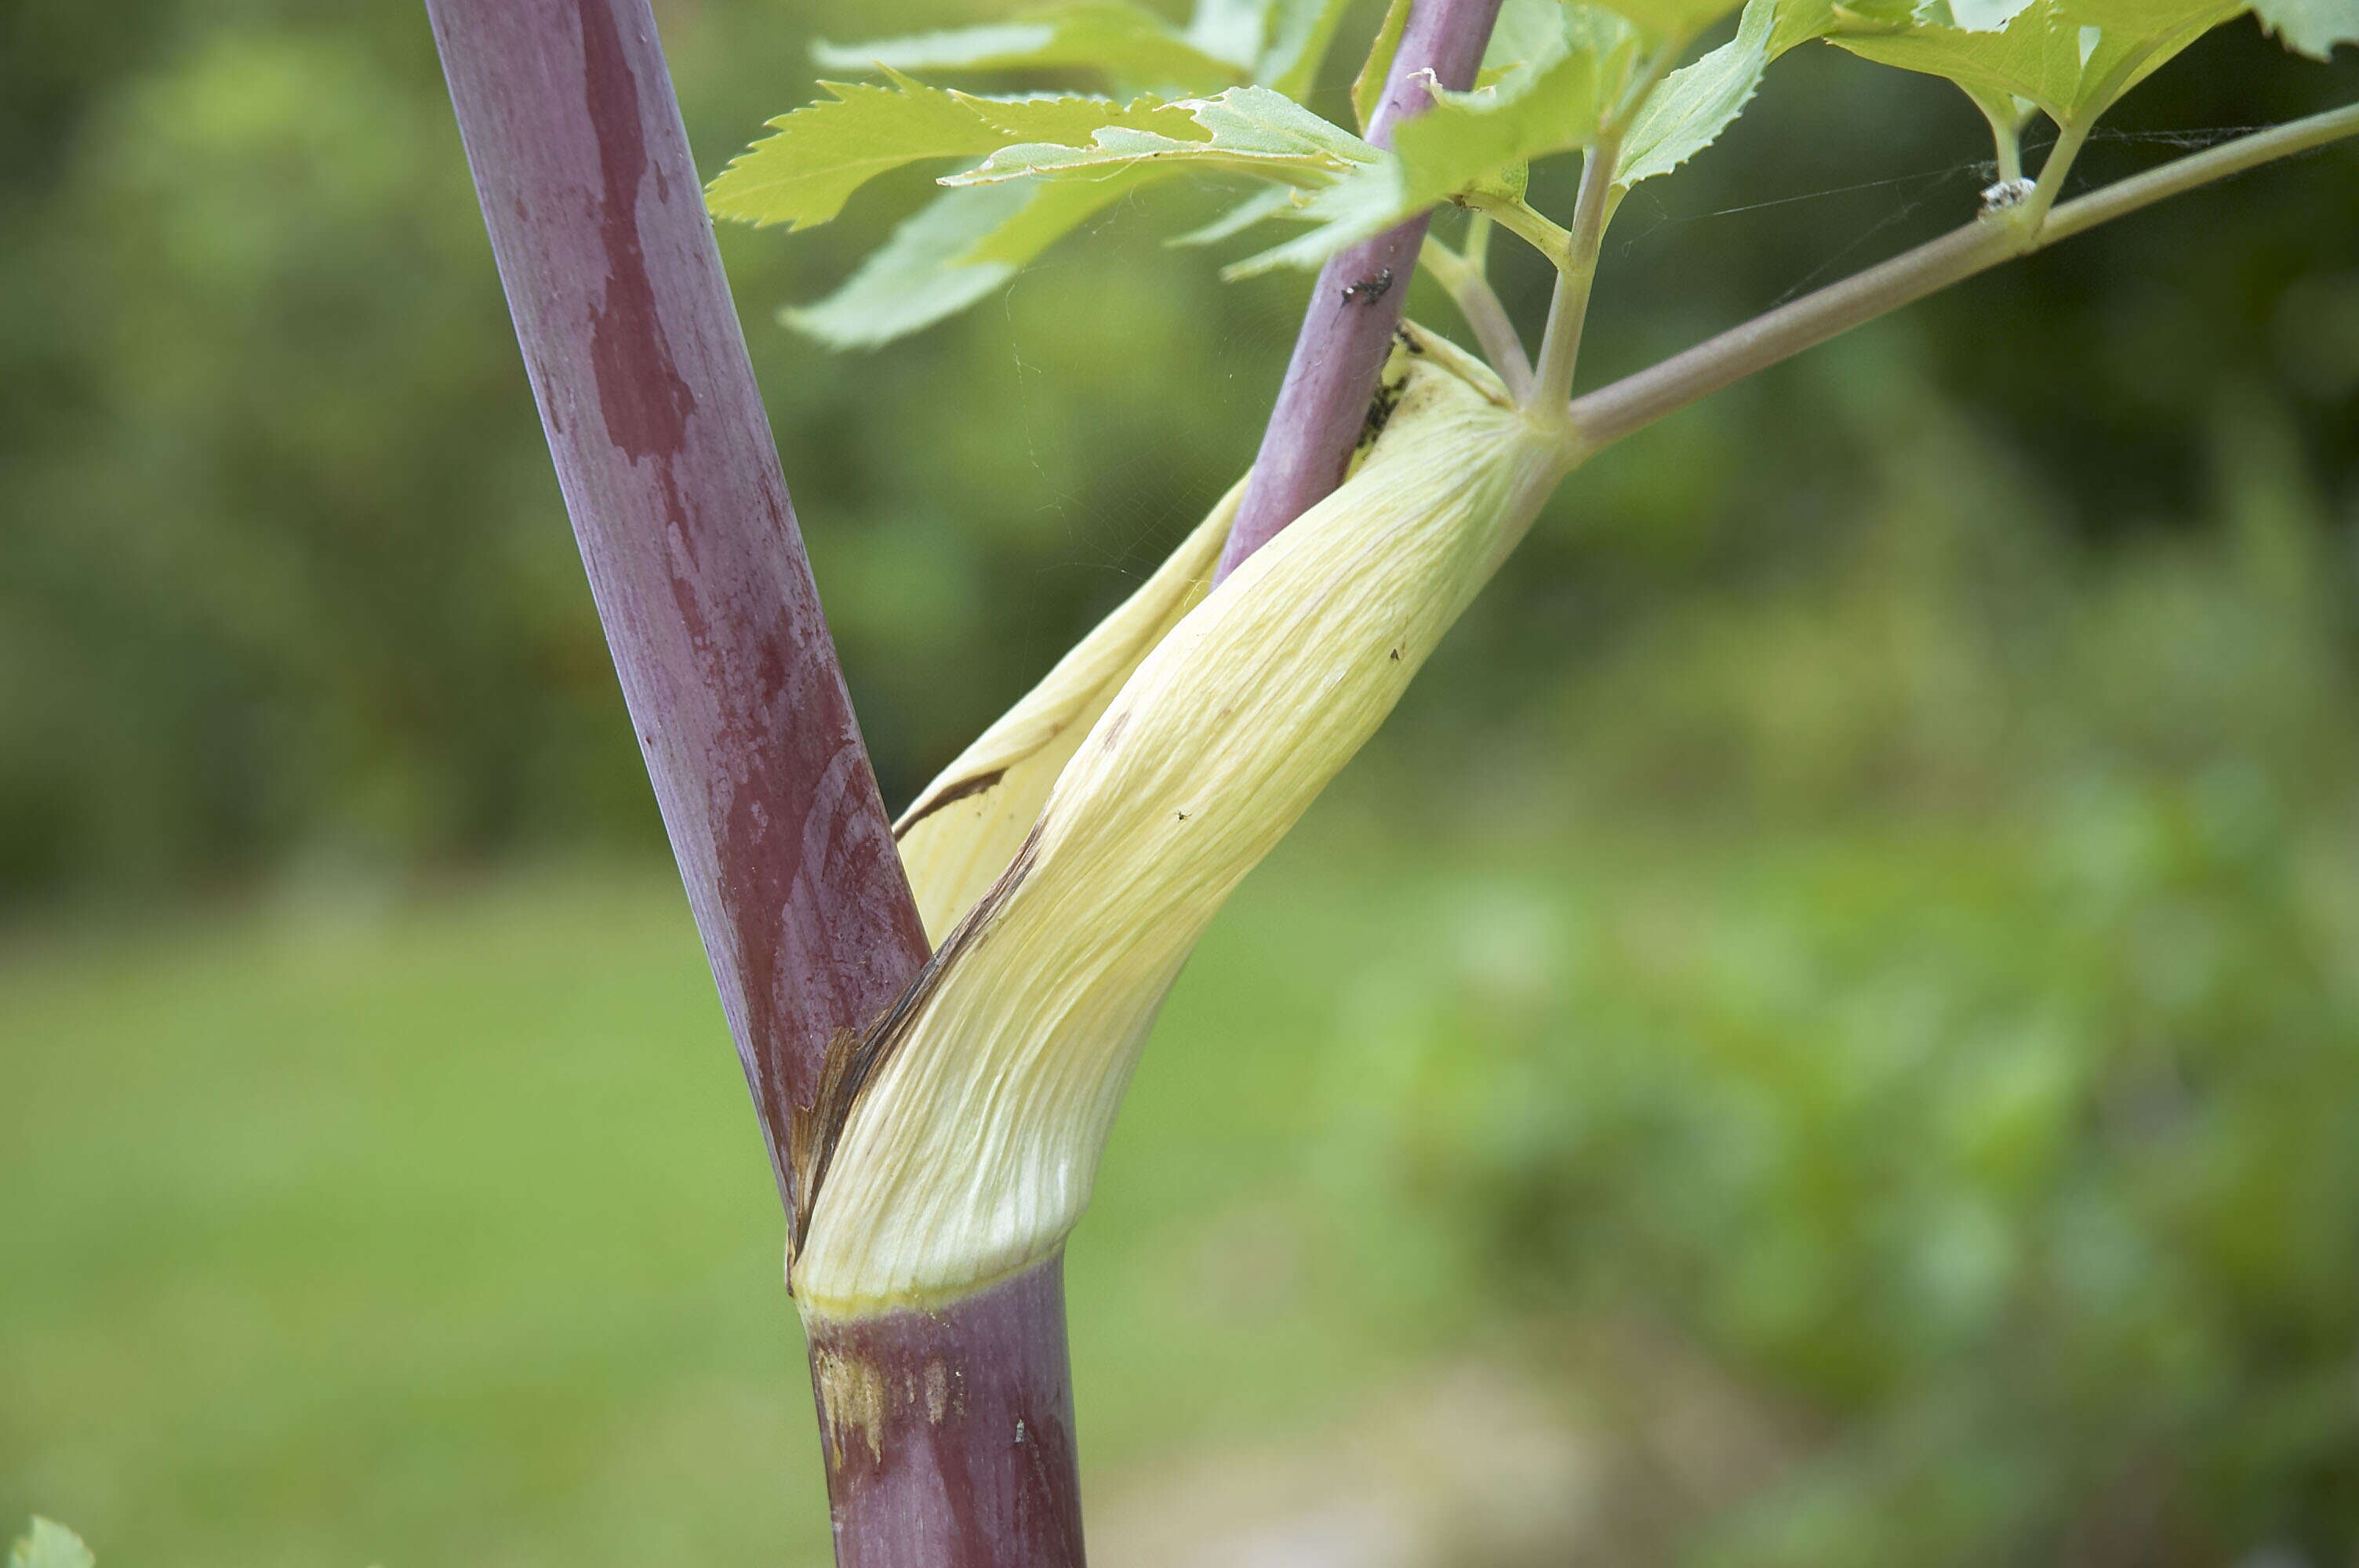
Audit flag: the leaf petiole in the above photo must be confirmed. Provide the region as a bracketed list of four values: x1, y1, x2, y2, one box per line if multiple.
[1464, 190, 1575, 269]
[1565, 101, 2359, 450]
[2014, 114, 2092, 235]
[1463, 209, 1493, 272]
[1975, 96, 2026, 186]
[1418, 230, 1533, 397]
[1530, 135, 1620, 413]
[1528, 35, 1682, 412]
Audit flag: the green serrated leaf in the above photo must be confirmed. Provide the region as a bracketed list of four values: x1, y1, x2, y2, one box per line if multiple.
[2248, 0, 2359, 56]
[1186, 0, 1271, 67]
[1169, 183, 1306, 243]
[9, 1519, 94, 1568]
[812, 1, 1252, 94]
[947, 84, 1376, 187]
[707, 71, 1200, 230]
[1951, 0, 2040, 24]
[1353, 0, 1416, 130]
[1616, 0, 1783, 186]
[1217, 165, 1396, 272]
[1765, 0, 1906, 50]
[784, 172, 1167, 348]
[1230, 37, 1628, 272]
[1467, 0, 1645, 96]
[964, 168, 1172, 263]
[1481, 0, 1584, 74]
[1261, 0, 1361, 95]
[1223, 5, 1646, 274]
[784, 185, 1023, 347]
[1398, 39, 1617, 189]
[1600, 0, 1748, 41]
[1828, 0, 2245, 126]
[1220, 171, 1403, 274]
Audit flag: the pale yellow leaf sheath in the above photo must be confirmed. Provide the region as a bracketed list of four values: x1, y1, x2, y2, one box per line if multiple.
[797, 325, 1578, 1316]
[894, 481, 1240, 943]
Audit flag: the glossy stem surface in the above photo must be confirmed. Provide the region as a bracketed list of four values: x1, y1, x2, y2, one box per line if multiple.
[425, 0, 930, 1214]
[805, 1257, 1085, 1568]
[428, 12, 1074, 1566]
[1213, 0, 1505, 582]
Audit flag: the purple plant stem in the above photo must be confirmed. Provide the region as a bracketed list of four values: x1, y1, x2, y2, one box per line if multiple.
[424, 0, 929, 1213]
[804, 1256, 1084, 1568]
[1212, 0, 1507, 583]
[428, 8, 1084, 1564]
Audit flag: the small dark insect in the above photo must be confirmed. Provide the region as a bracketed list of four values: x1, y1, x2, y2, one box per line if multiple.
[1389, 648, 1401, 661]
[1354, 371, 1405, 452]
[1339, 267, 1394, 307]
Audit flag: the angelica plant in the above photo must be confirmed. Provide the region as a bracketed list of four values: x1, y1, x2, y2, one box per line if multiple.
[429, 0, 2356, 1562]
[709, 0, 2350, 1548]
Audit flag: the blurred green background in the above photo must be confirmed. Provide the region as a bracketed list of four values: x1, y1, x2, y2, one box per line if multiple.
[5, 0, 2359, 1563]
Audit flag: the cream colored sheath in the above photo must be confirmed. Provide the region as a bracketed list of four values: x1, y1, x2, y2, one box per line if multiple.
[795, 325, 1579, 1316]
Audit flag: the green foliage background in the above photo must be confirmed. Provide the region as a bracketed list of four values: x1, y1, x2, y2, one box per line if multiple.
[4, 0, 2359, 1563]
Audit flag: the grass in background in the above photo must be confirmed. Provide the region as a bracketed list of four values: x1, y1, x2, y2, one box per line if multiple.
[0, 846, 1435, 1568]
[8, 369, 2359, 1566]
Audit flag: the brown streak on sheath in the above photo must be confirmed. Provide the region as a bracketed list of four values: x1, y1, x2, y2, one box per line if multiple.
[896, 768, 1009, 837]
[787, 821, 1048, 1271]
[1351, 343, 1412, 463]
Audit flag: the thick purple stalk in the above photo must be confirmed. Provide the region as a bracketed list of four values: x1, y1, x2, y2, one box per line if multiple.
[1213, 0, 1507, 583]
[429, 6, 1081, 1563]
[425, 0, 929, 1210]
[805, 1258, 1084, 1568]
